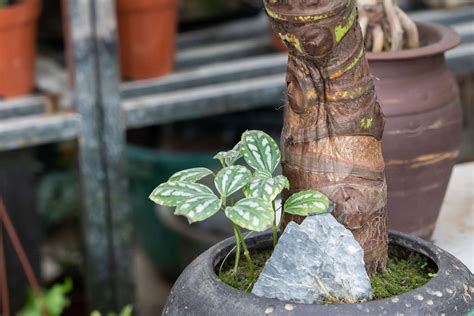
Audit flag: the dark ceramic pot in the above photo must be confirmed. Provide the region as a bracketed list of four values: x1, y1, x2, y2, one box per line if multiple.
[367, 22, 463, 239]
[163, 231, 473, 316]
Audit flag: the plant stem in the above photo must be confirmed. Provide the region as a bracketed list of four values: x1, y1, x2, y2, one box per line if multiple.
[272, 200, 278, 248]
[232, 224, 241, 274]
[234, 224, 254, 286]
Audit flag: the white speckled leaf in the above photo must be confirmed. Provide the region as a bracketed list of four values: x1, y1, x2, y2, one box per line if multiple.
[149, 181, 214, 207]
[175, 194, 222, 223]
[246, 175, 290, 201]
[225, 197, 274, 232]
[240, 131, 280, 174]
[168, 167, 213, 182]
[214, 165, 252, 197]
[284, 190, 330, 216]
[214, 142, 242, 167]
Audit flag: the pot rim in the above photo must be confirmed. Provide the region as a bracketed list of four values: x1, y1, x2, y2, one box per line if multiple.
[0, 0, 40, 30]
[366, 22, 461, 61]
[208, 230, 471, 308]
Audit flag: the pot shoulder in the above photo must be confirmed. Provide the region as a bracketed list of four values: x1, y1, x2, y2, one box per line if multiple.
[163, 231, 474, 316]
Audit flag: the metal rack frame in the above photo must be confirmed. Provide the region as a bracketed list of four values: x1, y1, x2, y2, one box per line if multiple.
[0, 0, 472, 310]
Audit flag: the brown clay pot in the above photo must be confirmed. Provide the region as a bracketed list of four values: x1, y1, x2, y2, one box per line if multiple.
[116, 0, 178, 81]
[0, 0, 40, 98]
[367, 22, 462, 239]
[271, 31, 288, 52]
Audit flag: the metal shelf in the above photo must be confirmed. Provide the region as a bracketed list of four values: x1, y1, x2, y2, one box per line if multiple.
[0, 113, 80, 151]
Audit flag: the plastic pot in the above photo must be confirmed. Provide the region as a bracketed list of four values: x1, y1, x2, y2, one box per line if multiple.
[0, 0, 40, 98]
[163, 231, 474, 315]
[116, 0, 178, 80]
[367, 22, 463, 239]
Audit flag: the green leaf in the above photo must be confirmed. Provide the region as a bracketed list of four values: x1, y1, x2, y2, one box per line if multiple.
[214, 142, 242, 167]
[225, 197, 274, 232]
[149, 181, 213, 207]
[214, 165, 252, 197]
[119, 305, 133, 316]
[17, 278, 73, 316]
[254, 169, 273, 179]
[284, 190, 330, 216]
[240, 130, 280, 174]
[175, 194, 222, 223]
[246, 175, 289, 201]
[168, 167, 213, 182]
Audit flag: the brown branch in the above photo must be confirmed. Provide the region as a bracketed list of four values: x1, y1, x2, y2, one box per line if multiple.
[396, 6, 420, 48]
[0, 198, 49, 316]
[384, 0, 404, 51]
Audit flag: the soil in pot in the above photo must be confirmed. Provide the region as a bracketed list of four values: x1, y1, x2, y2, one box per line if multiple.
[218, 244, 437, 302]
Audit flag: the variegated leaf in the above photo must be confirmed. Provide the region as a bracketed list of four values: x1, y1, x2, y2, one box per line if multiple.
[213, 142, 242, 167]
[175, 194, 222, 223]
[149, 181, 214, 207]
[284, 190, 330, 216]
[168, 167, 213, 183]
[254, 169, 272, 179]
[215, 165, 251, 197]
[240, 130, 280, 174]
[225, 197, 274, 232]
[246, 175, 289, 201]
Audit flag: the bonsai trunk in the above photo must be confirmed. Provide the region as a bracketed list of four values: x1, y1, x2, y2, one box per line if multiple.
[264, 0, 388, 274]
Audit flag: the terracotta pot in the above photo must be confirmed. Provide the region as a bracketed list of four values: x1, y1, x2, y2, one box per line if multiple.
[164, 231, 474, 315]
[367, 22, 462, 239]
[116, 0, 178, 81]
[271, 31, 288, 52]
[0, 0, 40, 98]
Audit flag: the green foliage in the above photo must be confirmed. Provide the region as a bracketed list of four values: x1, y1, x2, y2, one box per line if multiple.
[149, 130, 330, 279]
[284, 190, 330, 216]
[215, 165, 252, 197]
[240, 130, 280, 174]
[225, 197, 274, 231]
[244, 175, 289, 201]
[214, 142, 242, 167]
[90, 305, 133, 316]
[17, 278, 73, 316]
[168, 167, 213, 182]
[0, 0, 8, 8]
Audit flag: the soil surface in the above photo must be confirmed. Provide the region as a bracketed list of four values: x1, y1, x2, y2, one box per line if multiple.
[218, 244, 437, 301]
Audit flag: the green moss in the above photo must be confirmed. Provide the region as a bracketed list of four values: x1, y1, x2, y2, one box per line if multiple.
[218, 245, 436, 301]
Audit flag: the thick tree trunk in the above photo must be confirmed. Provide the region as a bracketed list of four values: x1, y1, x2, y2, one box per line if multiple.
[264, 0, 388, 275]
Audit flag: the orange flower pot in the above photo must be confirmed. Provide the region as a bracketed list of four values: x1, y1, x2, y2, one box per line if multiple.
[0, 0, 40, 98]
[271, 31, 288, 52]
[117, 0, 179, 81]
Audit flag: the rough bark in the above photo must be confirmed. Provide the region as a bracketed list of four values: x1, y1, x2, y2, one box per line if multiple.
[264, 0, 388, 275]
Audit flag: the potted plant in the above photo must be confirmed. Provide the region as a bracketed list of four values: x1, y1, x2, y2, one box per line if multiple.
[358, 0, 463, 239]
[152, 0, 473, 314]
[116, 0, 179, 80]
[151, 132, 473, 315]
[0, 0, 40, 98]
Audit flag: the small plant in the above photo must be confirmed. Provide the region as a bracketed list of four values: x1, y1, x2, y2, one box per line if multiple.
[90, 305, 133, 316]
[17, 278, 73, 316]
[150, 130, 330, 287]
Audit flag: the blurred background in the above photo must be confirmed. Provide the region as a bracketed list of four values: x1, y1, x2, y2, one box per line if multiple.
[0, 0, 472, 315]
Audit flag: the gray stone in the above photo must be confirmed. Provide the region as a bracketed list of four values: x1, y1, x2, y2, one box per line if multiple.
[252, 213, 372, 304]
